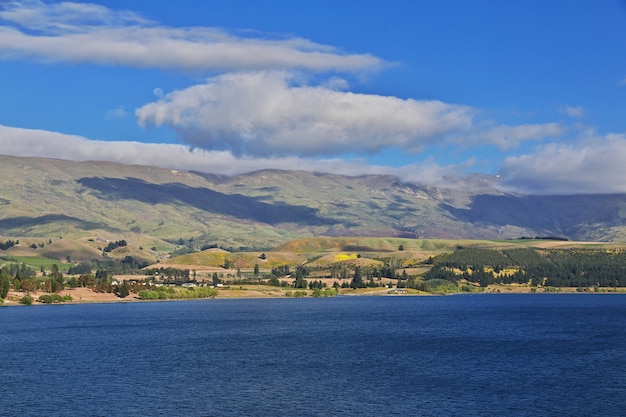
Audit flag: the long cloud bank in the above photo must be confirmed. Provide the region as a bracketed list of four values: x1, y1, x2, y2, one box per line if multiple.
[0, 0, 382, 72]
[498, 133, 626, 195]
[4, 124, 626, 195]
[0, 124, 460, 187]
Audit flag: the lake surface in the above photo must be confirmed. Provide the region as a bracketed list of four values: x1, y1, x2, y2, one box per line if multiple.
[1, 294, 625, 416]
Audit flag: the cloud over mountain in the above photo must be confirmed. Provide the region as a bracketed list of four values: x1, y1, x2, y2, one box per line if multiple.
[0, 123, 468, 189]
[499, 133, 626, 195]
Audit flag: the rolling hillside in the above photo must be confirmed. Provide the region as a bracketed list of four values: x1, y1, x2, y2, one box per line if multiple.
[2, 154, 626, 251]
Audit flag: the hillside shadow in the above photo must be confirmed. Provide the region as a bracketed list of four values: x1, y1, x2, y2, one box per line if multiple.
[77, 177, 337, 226]
[0, 214, 103, 230]
[440, 193, 624, 234]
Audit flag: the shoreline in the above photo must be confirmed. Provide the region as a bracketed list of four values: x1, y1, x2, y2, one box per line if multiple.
[2, 284, 625, 307]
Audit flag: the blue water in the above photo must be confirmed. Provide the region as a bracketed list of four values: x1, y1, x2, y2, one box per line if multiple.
[1, 294, 625, 416]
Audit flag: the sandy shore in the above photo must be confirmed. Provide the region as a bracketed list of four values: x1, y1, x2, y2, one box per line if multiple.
[3, 285, 302, 305]
[3, 287, 134, 305]
[3, 284, 624, 306]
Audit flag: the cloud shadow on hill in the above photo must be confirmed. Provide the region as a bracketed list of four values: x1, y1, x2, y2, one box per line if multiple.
[77, 177, 337, 226]
[439, 193, 626, 237]
[0, 214, 103, 231]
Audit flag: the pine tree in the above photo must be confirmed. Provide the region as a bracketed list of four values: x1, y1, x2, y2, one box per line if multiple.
[0, 271, 11, 299]
[350, 266, 365, 288]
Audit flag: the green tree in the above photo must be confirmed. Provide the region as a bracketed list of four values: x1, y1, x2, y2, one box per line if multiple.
[116, 281, 130, 298]
[49, 264, 64, 293]
[269, 275, 280, 286]
[254, 264, 260, 276]
[0, 271, 11, 299]
[350, 266, 365, 288]
[79, 274, 96, 287]
[21, 278, 35, 293]
[293, 266, 307, 289]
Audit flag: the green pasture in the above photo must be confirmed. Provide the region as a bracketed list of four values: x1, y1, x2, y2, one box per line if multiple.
[0, 256, 72, 272]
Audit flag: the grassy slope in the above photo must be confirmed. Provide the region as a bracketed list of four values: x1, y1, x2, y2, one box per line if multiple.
[0, 156, 305, 247]
[163, 236, 617, 271]
[3, 155, 626, 249]
[170, 249, 305, 269]
[0, 156, 515, 247]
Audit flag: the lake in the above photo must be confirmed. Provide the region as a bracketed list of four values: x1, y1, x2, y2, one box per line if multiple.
[1, 294, 625, 416]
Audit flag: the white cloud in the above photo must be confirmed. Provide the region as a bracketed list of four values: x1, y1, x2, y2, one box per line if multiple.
[0, 124, 464, 187]
[395, 161, 474, 190]
[104, 105, 127, 119]
[136, 71, 476, 157]
[10, 123, 619, 195]
[0, 2, 586, 195]
[499, 133, 626, 194]
[136, 71, 563, 157]
[562, 106, 585, 118]
[0, 0, 149, 32]
[322, 77, 350, 91]
[0, 1, 384, 72]
[1, 2, 563, 164]
[466, 123, 563, 150]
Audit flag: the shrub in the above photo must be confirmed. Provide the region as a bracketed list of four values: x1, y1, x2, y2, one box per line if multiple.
[424, 279, 459, 294]
[312, 288, 338, 297]
[323, 288, 338, 297]
[139, 287, 217, 300]
[19, 295, 34, 305]
[139, 290, 160, 300]
[38, 294, 70, 304]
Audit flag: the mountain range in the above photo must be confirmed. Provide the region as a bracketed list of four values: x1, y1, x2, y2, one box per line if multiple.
[2, 154, 626, 250]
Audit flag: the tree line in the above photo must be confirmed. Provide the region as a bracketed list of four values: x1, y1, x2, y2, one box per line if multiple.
[0, 240, 17, 250]
[424, 247, 626, 288]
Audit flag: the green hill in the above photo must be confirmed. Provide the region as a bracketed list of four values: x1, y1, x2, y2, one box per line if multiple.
[3, 154, 626, 253]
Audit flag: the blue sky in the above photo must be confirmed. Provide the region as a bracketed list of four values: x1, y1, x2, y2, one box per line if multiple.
[1, 0, 625, 194]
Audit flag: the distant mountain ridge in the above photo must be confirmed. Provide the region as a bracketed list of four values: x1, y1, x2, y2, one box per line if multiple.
[1, 154, 626, 248]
